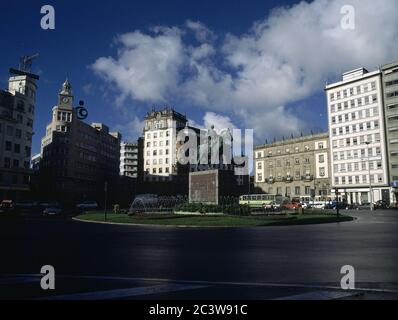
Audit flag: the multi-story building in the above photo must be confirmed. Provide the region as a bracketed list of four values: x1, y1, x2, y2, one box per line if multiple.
[326, 68, 391, 205]
[0, 69, 38, 200]
[39, 80, 121, 204]
[120, 141, 139, 178]
[381, 61, 398, 205]
[254, 133, 331, 200]
[143, 107, 191, 182]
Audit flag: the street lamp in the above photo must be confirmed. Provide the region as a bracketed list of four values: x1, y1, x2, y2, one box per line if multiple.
[332, 187, 340, 217]
[365, 142, 374, 211]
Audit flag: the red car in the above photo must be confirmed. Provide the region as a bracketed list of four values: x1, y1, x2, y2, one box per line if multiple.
[281, 201, 302, 210]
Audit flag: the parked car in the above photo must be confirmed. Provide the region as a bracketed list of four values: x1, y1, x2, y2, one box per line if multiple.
[281, 201, 302, 210]
[328, 201, 349, 210]
[43, 205, 63, 217]
[264, 202, 281, 212]
[0, 200, 18, 216]
[357, 202, 371, 210]
[374, 200, 389, 210]
[76, 201, 99, 211]
[0, 200, 15, 214]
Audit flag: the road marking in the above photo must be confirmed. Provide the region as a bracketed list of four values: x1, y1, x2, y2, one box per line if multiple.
[274, 290, 361, 300]
[3, 273, 398, 295]
[37, 283, 208, 300]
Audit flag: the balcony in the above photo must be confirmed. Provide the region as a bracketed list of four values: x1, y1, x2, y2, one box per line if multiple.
[302, 175, 314, 181]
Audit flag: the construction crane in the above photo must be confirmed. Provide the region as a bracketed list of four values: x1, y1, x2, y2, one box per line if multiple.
[10, 53, 40, 80]
[19, 53, 39, 73]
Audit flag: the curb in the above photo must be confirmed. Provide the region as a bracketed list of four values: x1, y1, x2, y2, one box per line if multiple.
[71, 217, 237, 229]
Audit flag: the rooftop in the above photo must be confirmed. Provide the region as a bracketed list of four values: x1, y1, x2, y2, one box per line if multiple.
[254, 132, 328, 150]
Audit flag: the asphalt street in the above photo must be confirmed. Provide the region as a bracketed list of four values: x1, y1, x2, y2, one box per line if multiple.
[0, 209, 397, 300]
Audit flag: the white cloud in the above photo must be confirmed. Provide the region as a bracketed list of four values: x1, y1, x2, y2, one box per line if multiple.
[203, 112, 236, 132]
[114, 115, 144, 142]
[92, 0, 398, 141]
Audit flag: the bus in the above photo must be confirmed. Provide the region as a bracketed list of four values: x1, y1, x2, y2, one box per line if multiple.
[239, 194, 283, 208]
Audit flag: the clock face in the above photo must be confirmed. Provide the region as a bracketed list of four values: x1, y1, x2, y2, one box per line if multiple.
[62, 97, 69, 103]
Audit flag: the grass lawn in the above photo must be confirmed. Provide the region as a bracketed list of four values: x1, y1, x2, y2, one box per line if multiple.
[75, 212, 354, 227]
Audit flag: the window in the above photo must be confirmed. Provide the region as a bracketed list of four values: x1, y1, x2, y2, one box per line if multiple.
[305, 187, 311, 195]
[5, 141, 12, 151]
[318, 155, 325, 163]
[6, 126, 13, 136]
[320, 167, 325, 177]
[4, 157, 11, 168]
[387, 91, 398, 98]
[14, 144, 20, 154]
[295, 187, 301, 196]
[13, 159, 19, 168]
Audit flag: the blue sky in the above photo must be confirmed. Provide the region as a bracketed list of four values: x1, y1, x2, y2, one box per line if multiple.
[1, 0, 397, 155]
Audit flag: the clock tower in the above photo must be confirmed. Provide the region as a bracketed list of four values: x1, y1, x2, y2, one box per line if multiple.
[58, 78, 73, 108]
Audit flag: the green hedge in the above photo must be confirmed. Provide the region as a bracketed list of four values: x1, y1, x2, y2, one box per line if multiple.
[174, 203, 251, 216]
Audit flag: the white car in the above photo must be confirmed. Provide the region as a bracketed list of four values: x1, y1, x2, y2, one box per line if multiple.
[312, 202, 327, 209]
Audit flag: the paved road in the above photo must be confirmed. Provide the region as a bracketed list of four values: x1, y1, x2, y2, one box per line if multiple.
[0, 210, 397, 300]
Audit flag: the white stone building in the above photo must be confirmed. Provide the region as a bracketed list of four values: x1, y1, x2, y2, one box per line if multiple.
[326, 68, 392, 204]
[143, 108, 188, 182]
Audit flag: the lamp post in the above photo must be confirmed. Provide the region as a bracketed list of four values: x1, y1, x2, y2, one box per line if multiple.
[365, 142, 374, 211]
[333, 187, 340, 217]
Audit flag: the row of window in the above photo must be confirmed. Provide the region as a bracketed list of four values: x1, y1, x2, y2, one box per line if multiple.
[16, 100, 35, 114]
[334, 175, 383, 185]
[386, 79, 398, 87]
[145, 167, 170, 174]
[256, 168, 326, 182]
[146, 140, 170, 147]
[330, 94, 378, 113]
[0, 172, 29, 185]
[145, 158, 170, 165]
[257, 155, 326, 169]
[146, 131, 170, 139]
[0, 124, 31, 141]
[146, 149, 170, 156]
[329, 81, 377, 102]
[331, 120, 380, 136]
[334, 161, 382, 173]
[259, 186, 314, 196]
[255, 142, 325, 159]
[386, 90, 398, 98]
[56, 111, 72, 122]
[333, 147, 381, 161]
[332, 133, 381, 149]
[3, 141, 31, 156]
[2, 157, 30, 169]
[331, 107, 379, 124]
